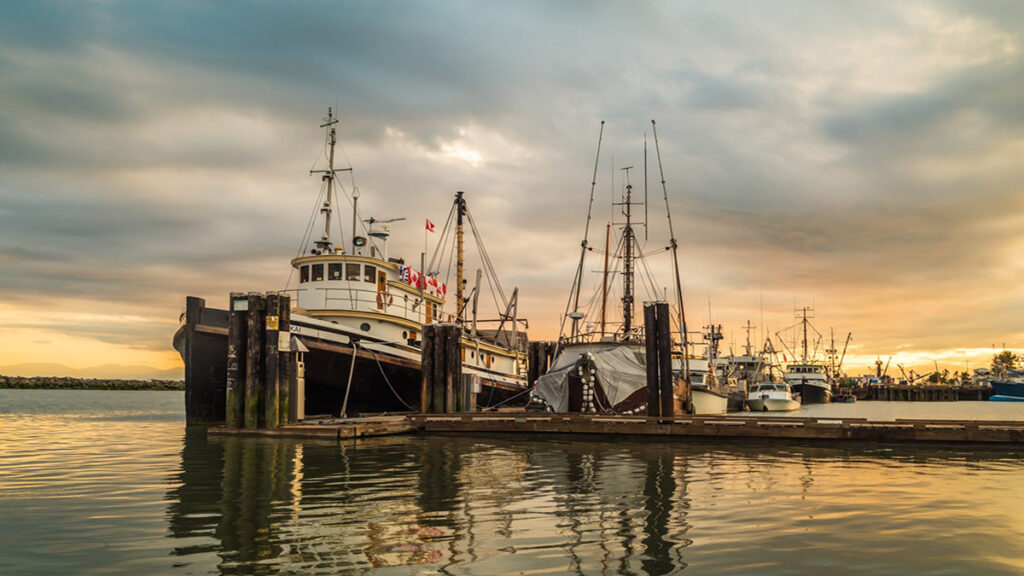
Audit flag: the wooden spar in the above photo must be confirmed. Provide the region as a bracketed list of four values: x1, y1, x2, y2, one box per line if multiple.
[600, 223, 610, 338]
[244, 292, 264, 429]
[656, 302, 674, 418]
[225, 293, 246, 428]
[455, 192, 465, 325]
[651, 119, 690, 391]
[557, 121, 604, 351]
[263, 292, 280, 428]
[644, 304, 661, 417]
[276, 295, 291, 425]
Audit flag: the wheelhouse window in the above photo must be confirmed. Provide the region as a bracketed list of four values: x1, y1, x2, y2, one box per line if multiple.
[300, 265, 309, 283]
[328, 263, 343, 280]
[364, 265, 375, 283]
[311, 263, 324, 281]
[346, 263, 361, 281]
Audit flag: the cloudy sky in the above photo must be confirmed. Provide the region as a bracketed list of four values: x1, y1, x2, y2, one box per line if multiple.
[2, 0, 1023, 379]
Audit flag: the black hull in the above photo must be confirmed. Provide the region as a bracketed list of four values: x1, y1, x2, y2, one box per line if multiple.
[792, 382, 832, 404]
[176, 297, 527, 422]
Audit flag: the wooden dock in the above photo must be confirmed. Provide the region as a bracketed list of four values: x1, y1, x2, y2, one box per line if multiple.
[209, 412, 1024, 444]
[409, 413, 1024, 444]
[209, 415, 416, 440]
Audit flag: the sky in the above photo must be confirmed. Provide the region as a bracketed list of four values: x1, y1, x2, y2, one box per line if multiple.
[2, 0, 1023, 379]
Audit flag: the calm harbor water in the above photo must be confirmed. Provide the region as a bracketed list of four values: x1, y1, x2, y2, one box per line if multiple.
[1, 389, 1023, 575]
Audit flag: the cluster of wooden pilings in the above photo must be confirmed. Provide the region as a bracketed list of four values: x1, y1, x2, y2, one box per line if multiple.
[420, 324, 469, 413]
[644, 302, 680, 417]
[225, 292, 299, 429]
[526, 341, 556, 385]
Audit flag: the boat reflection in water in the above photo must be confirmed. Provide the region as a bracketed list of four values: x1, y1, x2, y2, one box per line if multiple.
[167, 431, 1024, 575]
[167, 431, 691, 574]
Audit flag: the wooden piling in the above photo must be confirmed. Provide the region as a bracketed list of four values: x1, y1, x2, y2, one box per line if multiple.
[421, 325, 435, 413]
[432, 326, 446, 413]
[644, 304, 661, 417]
[445, 325, 461, 413]
[225, 292, 246, 428]
[263, 292, 280, 429]
[244, 292, 265, 429]
[277, 296, 291, 426]
[656, 302, 674, 418]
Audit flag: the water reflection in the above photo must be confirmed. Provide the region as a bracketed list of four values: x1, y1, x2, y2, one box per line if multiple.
[167, 432, 1024, 575]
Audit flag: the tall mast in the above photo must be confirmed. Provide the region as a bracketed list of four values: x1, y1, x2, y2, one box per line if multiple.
[744, 320, 755, 356]
[651, 120, 690, 386]
[455, 191, 466, 324]
[619, 168, 635, 336]
[312, 108, 341, 253]
[801, 307, 810, 362]
[600, 223, 610, 337]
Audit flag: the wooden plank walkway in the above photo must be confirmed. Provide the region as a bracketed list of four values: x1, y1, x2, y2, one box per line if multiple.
[207, 413, 1024, 444]
[409, 413, 1024, 444]
[209, 415, 416, 440]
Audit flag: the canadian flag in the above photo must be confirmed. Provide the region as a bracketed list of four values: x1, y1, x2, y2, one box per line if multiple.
[425, 219, 435, 233]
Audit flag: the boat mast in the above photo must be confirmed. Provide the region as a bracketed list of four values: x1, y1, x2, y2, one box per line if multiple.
[619, 167, 636, 336]
[651, 120, 690, 386]
[456, 191, 466, 324]
[310, 108, 345, 253]
[600, 223, 610, 337]
[557, 121, 604, 348]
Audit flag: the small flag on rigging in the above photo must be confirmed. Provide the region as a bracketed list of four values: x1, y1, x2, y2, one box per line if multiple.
[425, 219, 435, 233]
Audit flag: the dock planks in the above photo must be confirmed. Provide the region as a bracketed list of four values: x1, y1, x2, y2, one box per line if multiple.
[208, 413, 1024, 444]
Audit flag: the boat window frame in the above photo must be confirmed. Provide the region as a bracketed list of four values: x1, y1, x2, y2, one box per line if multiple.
[300, 265, 309, 283]
[345, 263, 361, 281]
[364, 265, 375, 283]
[328, 263, 343, 281]
[311, 263, 324, 282]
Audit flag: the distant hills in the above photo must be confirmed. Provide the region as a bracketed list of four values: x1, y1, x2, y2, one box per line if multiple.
[0, 362, 183, 381]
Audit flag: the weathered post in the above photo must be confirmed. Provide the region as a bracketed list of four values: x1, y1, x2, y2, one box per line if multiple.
[263, 292, 280, 428]
[244, 292, 265, 429]
[421, 325, 435, 413]
[644, 303, 661, 417]
[277, 296, 291, 425]
[432, 325, 446, 413]
[225, 293, 247, 428]
[656, 302, 674, 418]
[445, 325, 462, 412]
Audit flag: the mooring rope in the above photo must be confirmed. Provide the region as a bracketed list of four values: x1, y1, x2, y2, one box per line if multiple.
[365, 347, 418, 411]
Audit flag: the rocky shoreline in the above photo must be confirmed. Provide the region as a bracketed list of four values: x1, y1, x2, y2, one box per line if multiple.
[0, 375, 184, 391]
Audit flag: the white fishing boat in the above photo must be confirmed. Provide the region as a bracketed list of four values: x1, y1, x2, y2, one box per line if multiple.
[175, 109, 528, 420]
[778, 307, 832, 404]
[746, 382, 800, 412]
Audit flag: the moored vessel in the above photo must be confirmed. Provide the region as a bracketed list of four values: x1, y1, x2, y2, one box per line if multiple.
[175, 109, 528, 421]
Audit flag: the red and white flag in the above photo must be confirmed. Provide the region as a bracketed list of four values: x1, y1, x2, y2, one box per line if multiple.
[425, 219, 435, 233]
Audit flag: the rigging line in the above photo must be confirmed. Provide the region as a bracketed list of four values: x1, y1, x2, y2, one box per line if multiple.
[465, 208, 508, 308]
[365, 348, 418, 411]
[484, 385, 534, 409]
[427, 201, 457, 276]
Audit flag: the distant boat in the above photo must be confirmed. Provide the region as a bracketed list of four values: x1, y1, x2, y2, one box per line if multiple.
[990, 371, 1024, 401]
[778, 307, 832, 404]
[746, 382, 800, 412]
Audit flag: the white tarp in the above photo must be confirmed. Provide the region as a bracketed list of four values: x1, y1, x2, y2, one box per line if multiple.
[534, 343, 647, 412]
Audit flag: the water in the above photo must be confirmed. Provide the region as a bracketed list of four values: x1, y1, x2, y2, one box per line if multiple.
[1, 389, 1023, 575]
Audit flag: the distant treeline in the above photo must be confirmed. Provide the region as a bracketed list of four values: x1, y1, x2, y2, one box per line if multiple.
[0, 375, 184, 391]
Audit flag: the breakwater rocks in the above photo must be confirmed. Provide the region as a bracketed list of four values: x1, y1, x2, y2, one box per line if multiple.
[0, 375, 184, 391]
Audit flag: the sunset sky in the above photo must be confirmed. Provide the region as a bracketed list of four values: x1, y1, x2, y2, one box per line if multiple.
[2, 1, 1023, 379]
